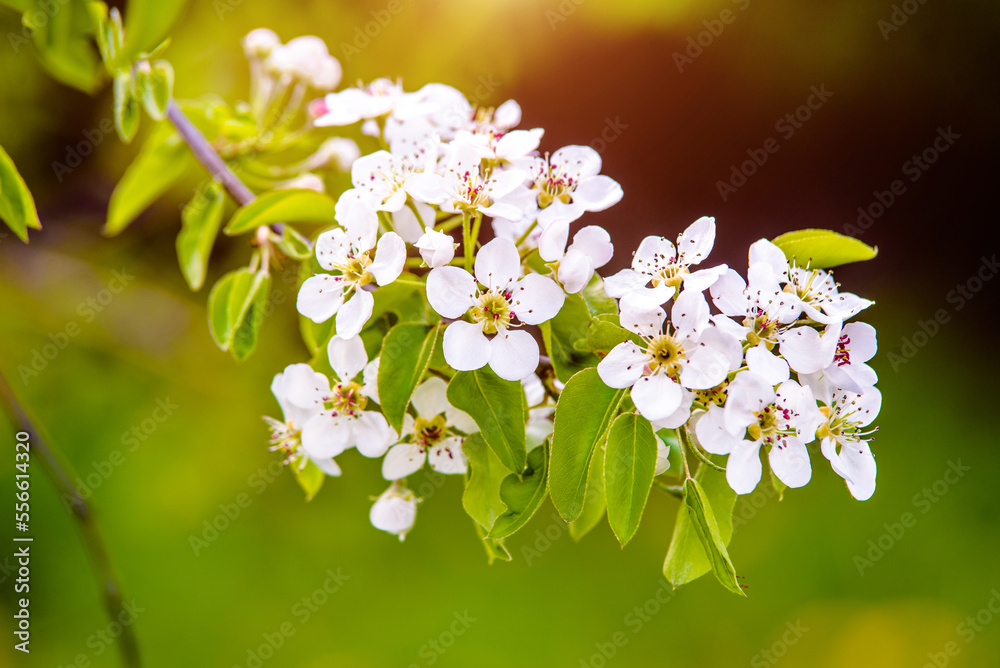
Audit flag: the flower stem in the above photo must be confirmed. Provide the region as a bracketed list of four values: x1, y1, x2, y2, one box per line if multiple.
[513, 220, 538, 249]
[677, 427, 692, 480]
[0, 372, 142, 668]
[462, 211, 473, 272]
[654, 480, 685, 498]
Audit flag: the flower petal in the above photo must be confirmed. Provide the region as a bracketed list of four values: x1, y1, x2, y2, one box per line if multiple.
[509, 274, 565, 325]
[335, 288, 374, 339]
[488, 328, 539, 381]
[676, 216, 716, 266]
[538, 220, 569, 263]
[442, 320, 492, 371]
[301, 412, 351, 459]
[369, 232, 406, 286]
[411, 377, 450, 418]
[426, 266, 478, 318]
[327, 334, 368, 382]
[746, 344, 791, 386]
[297, 275, 345, 323]
[630, 373, 682, 422]
[768, 438, 812, 488]
[726, 441, 764, 495]
[474, 237, 520, 291]
[353, 411, 396, 457]
[428, 436, 468, 474]
[573, 175, 623, 211]
[382, 442, 426, 479]
[597, 342, 649, 389]
[568, 225, 614, 268]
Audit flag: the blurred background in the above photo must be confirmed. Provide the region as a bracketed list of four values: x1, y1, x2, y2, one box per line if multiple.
[2, 0, 999, 666]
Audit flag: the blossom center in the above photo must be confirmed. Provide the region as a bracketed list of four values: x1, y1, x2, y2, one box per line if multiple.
[696, 378, 730, 406]
[414, 414, 448, 446]
[646, 335, 684, 376]
[327, 381, 368, 416]
[471, 290, 514, 335]
[455, 170, 492, 210]
[744, 310, 779, 348]
[335, 253, 374, 287]
[834, 334, 851, 366]
[533, 163, 575, 209]
[651, 262, 689, 289]
[748, 404, 795, 445]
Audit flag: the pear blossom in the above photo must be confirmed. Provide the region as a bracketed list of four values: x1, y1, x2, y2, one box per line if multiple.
[696, 374, 823, 495]
[538, 223, 614, 293]
[597, 290, 741, 426]
[304, 137, 361, 172]
[523, 374, 555, 450]
[347, 147, 436, 213]
[312, 78, 413, 127]
[605, 217, 726, 308]
[405, 144, 528, 220]
[654, 436, 672, 476]
[426, 238, 565, 381]
[782, 322, 878, 394]
[710, 262, 799, 352]
[519, 145, 623, 227]
[808, 381, 881, 500]
[370, 482, 418, 540]
[266, 36, 341, 90]
[296, 336, 396, 462]
[414, 229, 456, 267]
[264, 363, 343, 477]
[296, 222, 406, 338]
[381, 378, 477, 479]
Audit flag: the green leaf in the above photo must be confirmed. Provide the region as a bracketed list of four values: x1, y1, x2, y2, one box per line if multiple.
[230, 272, 271, 362]
[604, 413, 657, 546]
[291, 458, 325, 501]
[447, 367, 526, 473]
[141, 60, 173, 121]
[680, 478, 744, 596]
[772, 228, 878, 269]
[274, 226, 313, 260]
[371, 279, 428, 323]
[176, 181, 226, 290]
[113, 73, 141, 143]
[568, 443, 607, 541]
[663, 460, 739, 591]
[225, 190, 338, 235]
[540, 293, 600, 383]
[489, 443, 549, 539]
[549, 368, 626, 522]
[580, 273, 618, 316]
[0, 144, 41, 243]
[207, 268, 269, 356]
[26, 0, 102, 92]
[461, 432, 509, 532]
[106, 124, 193, 235]
[580, 317, 632, 356]
[120, 0, 188, 63]
[470, 518, 511, 565]
[377, 323, 438, 432]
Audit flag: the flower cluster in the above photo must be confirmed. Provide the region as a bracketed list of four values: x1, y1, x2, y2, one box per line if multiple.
[598, 219, 880, 500]
[248, 33, 881, 579]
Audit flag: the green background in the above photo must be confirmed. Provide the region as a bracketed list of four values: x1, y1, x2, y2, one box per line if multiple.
[2, 0, 998, 666]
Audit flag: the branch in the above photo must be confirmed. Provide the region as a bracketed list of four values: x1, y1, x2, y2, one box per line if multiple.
[0, 372, 141, 668]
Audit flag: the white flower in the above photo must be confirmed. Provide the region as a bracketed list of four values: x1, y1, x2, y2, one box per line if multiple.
[370, 481, 418, 540]
[426, 238, 565, 381]
[414, 229, 456, 268]
[654, 436, 672, 476]
[305, 137, 361, 172]
[696, 374, 822, 495]
[405, 144, 528, 220]
[381, 377, 477, 479]
[297, 336, 397, 461]
[597, 289, 741, 426]
[276, 173, 325, 192]
[266, 36, 341, 90]
[780, 321, 877, 394]
[242, 28, 280, 59]
[265, 363, 343, 477]
[312, 78, 412, 127]
[523, 374, 555, 449]
[347, 148, 436, 213]
[710, 262, 799, 349]
[519, 146, 623, 227]
[810, 382, 881, 501]
[605, 217, 725, 308]
[296, 222, 406, 338]
[538, 223, 614, 293]
[450, 125, 544, 165]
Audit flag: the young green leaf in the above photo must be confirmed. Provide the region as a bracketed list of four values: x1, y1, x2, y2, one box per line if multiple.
[274, 226, 313, 260]
[377, 323, 438, 432]
[230, 272, 271, 362]
[461, 432, 509, 532]
[106, 124, 193, 235]
[141, 60, 173, 120]
[680, 478, 744, 596]
[120, 0, 188, 64]
[604, 413, 657, 546]
[208, 270, 240, 348]
[488, 443, 549, 539]
[663, 461, 739, 592]
[0, 144, 42, 243]
[113, 73, 140, 143]
[291, 457, 325, 501]
[27, 0, 103, 92]
[224, 189, 337, 235]
[470, 517, 511, 565]
[567, 443, 607, 542]
[176, 180, 226, 290]
[579, 273, 618, 316]
[540, 292, 600, 383]
[549, 368, 626, 522]
[447, 367, 527, 473]
[771, 228, 878, 269]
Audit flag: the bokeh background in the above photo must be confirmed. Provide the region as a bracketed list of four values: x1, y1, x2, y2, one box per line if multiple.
[2, 0, 1000, 666]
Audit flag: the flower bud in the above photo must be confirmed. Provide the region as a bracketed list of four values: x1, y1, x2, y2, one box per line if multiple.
[370, 483, 418, 540]
[242, 28, 281, 60]
[415, 229, 456, 268]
